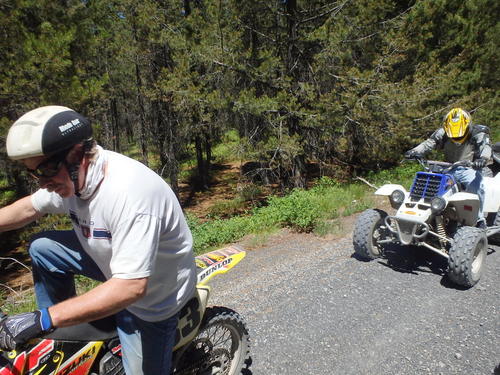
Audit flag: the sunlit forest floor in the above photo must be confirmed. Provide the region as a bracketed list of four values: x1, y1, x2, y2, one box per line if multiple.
[180, 161, 248, 217]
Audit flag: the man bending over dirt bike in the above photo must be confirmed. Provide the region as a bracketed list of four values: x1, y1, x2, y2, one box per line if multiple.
[405, 107, 492, 229]
[0, 106, 197, 375]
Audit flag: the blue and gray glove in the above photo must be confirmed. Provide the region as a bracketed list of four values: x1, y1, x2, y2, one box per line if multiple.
[404, 149, 422, 159]
[0, 308, 53, 351]
[472, 158, 487, 170]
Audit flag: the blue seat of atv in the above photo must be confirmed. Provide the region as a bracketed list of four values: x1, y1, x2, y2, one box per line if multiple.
[44, 315, 118, 341]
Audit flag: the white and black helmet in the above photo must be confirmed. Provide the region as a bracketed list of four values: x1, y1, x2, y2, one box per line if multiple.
[7, 105, 92, 160]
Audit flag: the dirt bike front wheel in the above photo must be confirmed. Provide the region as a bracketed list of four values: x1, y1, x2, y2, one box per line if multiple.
[172, 306, 250, 375]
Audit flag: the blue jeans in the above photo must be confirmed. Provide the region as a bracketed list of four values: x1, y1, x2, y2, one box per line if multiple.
[29, 230, 178, 375]
[450, 166, 486, 222]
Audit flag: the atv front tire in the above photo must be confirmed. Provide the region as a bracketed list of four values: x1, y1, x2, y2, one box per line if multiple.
[353, 209, 388, 260]
[448, 226, 487, 288]
[172, 306, 250, 375]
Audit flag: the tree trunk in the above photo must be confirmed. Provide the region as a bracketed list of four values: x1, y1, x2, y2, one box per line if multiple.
[132, 16, 148, 166]
[111, 98, 120, 152]
[135, 62, 148, 166]
[286, 0, 298, 73]
[195, 135, 208, 190]
[204, 132, 212, 175]
[292, 154, 306, 188]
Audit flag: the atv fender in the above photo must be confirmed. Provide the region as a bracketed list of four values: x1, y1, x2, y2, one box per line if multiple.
[483, 175, 500, 214]
[375, 184, 407, 196]
[447, 192, 480, 226]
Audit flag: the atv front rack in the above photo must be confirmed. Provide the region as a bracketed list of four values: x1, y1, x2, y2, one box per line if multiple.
[383, 216, 451, 258]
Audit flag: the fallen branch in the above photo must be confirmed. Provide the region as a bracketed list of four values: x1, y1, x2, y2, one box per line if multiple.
[355, 176, 379, 190]
[0, 283, 20, 297]
[0, 257, 31, 273]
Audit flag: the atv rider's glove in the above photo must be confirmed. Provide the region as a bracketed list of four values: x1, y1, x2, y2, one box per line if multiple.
[404, 149, 422, 159]
[472, 158, 487, 170]
[0, 308, 53, 351]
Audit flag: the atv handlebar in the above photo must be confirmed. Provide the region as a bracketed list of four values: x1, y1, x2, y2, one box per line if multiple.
[404, 156, 473, 173]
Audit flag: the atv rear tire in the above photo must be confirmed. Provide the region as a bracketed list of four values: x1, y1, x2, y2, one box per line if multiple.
[448, 226, 487, 288]
[353, 209, 388, 260]
[172, 306, 250, 375]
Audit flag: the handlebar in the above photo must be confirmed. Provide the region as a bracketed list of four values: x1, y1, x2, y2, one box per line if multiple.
[404, 156, 473, 173]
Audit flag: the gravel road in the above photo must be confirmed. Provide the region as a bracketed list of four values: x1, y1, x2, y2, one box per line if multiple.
[208, 224, 500, 375]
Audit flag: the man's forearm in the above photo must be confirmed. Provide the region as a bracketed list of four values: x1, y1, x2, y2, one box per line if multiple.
[48, 277, 148, 327]
[0, 196, 42, 232]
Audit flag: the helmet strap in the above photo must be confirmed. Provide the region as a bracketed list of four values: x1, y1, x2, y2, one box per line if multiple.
[66, 163, 82, 197]
[82, 138, 94, 152]
[63, 140, 94, 197]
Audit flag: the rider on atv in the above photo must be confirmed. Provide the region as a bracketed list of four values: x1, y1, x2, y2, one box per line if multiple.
[405, 108, 492, 229]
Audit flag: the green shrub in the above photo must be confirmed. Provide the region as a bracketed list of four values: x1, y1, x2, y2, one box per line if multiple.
[187, 174, 383, 252]
[366, 162, 420, 188]
[186, 163, 413, 253]
[211, 130, 241, 164]
[189, 214, 258, 253]
[207, 197, 246, 219]
[0, 190, 16, 206]
[0, 177, 9, 188]
[75, 275, 101, 294]
[255, 191, 319, 232]
[237, 183, 262, 202]
[0, 293, 37, 315]
[314, 219, 343, 237]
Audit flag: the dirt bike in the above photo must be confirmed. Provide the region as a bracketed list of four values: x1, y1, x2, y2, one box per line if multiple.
[0, 245, 250, 375]
[353, 156, 500, 288]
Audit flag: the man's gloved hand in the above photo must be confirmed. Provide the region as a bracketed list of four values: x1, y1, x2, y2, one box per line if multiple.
[404, 149, 422, 159]
[0, 308, 53, 351]
[472, 158, 487, 170]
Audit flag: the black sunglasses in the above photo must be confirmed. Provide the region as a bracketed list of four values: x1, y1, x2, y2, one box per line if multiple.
[27, 152, 68, 179]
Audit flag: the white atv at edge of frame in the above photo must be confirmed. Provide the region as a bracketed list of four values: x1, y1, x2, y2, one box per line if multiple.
[353, 157, 500, 288]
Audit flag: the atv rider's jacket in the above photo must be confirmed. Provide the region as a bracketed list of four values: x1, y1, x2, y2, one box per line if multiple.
[410, 125, 492, 163]
[409, 124, 492, 224]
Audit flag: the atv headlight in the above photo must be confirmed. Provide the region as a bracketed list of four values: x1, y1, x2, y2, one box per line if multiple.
[431, 197, 447, 213]
[390, 189, 405, 208]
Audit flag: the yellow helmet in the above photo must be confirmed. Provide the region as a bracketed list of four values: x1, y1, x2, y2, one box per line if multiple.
[443, 108, 471, 144]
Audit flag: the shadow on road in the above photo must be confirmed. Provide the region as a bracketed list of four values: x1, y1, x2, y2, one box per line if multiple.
[378, 244, 447, 276]
[352, 244, 497, 290]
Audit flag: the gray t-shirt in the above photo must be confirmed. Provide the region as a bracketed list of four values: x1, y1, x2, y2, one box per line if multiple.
[32, 148, 196, 322]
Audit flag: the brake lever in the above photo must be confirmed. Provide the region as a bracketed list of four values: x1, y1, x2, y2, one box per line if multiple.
[454, 160, 472, 169]
[414, 156, 430, 171]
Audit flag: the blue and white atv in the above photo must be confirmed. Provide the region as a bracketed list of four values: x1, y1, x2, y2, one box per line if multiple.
[353, 155, 500, 288]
